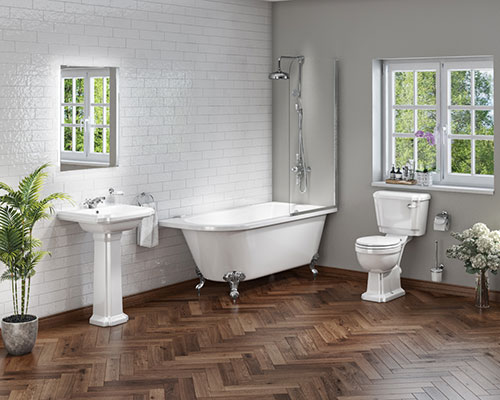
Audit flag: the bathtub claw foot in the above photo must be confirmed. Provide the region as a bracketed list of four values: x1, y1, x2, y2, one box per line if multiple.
[223, 271, 246, 303]
[195, 266, 205, 296]
[309, 253, 320, 280]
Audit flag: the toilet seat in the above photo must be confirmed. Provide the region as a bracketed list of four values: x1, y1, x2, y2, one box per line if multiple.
[356, 235, 401, 248]
[355, 235, 402, 254]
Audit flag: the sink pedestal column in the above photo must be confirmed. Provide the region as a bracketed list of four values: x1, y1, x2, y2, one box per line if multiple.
[89, 232, 129, 327]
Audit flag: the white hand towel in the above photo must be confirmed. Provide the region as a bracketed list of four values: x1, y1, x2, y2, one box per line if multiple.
[137, 202, 159, 248]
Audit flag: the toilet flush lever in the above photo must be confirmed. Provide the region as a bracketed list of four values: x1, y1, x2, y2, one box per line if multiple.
[407, 202, 417, 209]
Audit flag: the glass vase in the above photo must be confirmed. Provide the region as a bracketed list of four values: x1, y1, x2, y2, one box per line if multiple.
[475, 270, 490, 309]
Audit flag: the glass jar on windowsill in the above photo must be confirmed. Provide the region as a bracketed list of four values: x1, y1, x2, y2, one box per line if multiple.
[416, 170, 433, 186]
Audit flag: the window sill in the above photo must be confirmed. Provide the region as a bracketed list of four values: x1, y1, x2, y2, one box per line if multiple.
[61, 160, 109, 167]
[371, 181, 494, 195]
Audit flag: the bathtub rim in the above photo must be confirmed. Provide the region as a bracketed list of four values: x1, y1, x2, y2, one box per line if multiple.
[159, 202, 337, 232]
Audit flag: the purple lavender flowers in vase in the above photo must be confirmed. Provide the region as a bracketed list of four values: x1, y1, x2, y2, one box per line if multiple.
[415, 130, 436, 146]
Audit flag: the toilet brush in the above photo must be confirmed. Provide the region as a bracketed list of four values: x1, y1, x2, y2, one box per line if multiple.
[431, 240, 445, 282]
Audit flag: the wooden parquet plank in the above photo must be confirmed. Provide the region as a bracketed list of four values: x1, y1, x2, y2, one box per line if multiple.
[442, 375, 480, 400]
[450, 370, 489, 396]
[0, 266, 500, 399]
[460, 364, 498, 391]
[433, 380, 466, 399]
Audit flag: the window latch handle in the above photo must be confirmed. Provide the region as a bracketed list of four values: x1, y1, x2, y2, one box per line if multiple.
[441, 124, 448, 144]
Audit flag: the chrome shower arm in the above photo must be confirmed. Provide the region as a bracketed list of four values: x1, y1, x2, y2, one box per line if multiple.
[276, 55, 304, 72]
[277, 55, 305, 63]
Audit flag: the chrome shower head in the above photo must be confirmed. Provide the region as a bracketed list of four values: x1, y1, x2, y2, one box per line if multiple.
[269, 55, 304, 81]
[268, 69, 289, 80]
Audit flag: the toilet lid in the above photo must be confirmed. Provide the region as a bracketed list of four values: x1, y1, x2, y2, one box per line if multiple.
[356, 235, 402, 248]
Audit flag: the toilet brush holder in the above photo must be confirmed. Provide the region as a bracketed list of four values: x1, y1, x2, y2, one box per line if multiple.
[431, 240, 444, 282]
[431, 267, 444, 282]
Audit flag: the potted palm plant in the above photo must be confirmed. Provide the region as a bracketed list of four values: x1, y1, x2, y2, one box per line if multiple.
[0, 164, 70, 355]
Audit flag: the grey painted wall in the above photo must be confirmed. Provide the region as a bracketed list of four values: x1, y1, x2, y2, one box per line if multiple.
[272, 0, 500, 290]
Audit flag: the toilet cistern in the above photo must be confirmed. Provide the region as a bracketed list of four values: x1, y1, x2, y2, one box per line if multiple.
[355, 191, 431, 303]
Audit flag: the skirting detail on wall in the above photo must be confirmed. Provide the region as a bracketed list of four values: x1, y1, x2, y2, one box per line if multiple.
[36, 279, 197, 330]
[19, 265, 496, 331]
[323, 266, 500, 303]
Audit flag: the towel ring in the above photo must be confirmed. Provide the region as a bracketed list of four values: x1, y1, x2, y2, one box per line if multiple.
[136, 192, 155, 206]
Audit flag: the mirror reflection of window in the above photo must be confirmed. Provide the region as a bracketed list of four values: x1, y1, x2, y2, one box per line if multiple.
[60, 66, 119, 171]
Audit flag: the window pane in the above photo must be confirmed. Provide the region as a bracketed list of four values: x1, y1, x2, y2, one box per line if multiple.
[75, 78, 84, 103]
[395, 137, 414, 168]
[417, 71, 436, 105]
[394, 71, 414, 105]
[475, 140, 494, 175]
[94, 128, 103, 153]
[76, 127, 84, 152]
[105, 77, 110, 103]
[450, 70, 472, 105]
[417, 138, 436, 172]
[417, 110, 436, 133]
[450, 110, 471, 135]
[64, 78, 73, 103]
[394, 109, 414, 133]
[93, 106, 103, 124]
[105, 106, 109, 125]
[475, 69, 493, 106]
[64, 127, 72, 151]
[75, 106, 84, 124]
[94, 77, 103, 104]
[451, 139, 471, 174]
[64, 106, 73, 124]
[475, 110, 494, 136]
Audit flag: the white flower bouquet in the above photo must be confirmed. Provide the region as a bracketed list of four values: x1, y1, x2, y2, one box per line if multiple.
[446, 222, 500, 275]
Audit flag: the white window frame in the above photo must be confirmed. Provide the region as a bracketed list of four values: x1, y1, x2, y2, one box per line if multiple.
[60, 67, 118, 167]
[442, 60, 494, 187]
[385, 61, 441, 182]
[382, 57, 494, 189]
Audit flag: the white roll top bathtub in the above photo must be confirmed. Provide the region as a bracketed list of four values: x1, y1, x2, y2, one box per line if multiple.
[160, 202, 336, 301]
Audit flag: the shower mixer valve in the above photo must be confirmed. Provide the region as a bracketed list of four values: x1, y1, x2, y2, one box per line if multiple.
[291, 154, 311, 187]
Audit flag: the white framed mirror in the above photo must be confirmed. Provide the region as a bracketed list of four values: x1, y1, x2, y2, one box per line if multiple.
[59, 66, 119, 171]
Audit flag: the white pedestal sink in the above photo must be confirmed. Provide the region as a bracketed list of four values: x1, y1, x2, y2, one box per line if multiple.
[58, 205, 155, 327]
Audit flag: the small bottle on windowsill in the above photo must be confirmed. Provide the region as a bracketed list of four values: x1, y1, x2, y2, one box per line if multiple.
[389, 165, 396, 179]
[395, 167, 402, 180]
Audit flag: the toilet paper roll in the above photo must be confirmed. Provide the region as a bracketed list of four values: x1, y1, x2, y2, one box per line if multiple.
[433, 216, 449, 231]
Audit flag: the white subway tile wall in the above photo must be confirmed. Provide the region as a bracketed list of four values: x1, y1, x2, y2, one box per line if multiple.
[0, 0, 272, 318]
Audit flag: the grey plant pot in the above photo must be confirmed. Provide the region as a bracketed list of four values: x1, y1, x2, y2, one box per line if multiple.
[1, 316, 38, 356]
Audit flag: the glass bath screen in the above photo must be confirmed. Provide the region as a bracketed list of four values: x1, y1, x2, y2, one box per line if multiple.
[288, 58, 338, 215]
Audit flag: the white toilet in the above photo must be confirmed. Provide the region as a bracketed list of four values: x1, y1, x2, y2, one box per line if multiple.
[355, 191, 431, 303]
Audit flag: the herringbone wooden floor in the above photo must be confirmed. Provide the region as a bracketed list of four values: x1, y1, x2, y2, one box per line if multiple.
[1, 267, 500, 400]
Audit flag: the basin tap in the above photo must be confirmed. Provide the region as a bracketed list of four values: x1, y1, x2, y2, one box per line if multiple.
[83, 196, 105, 209]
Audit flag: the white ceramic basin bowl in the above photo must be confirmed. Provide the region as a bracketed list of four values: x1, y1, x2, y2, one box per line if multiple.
[58, 204, 154, 233]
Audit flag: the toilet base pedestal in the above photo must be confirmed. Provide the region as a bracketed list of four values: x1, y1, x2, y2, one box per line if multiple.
[361, 265, 405, 303]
